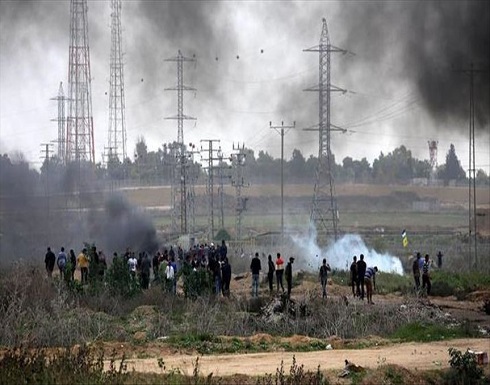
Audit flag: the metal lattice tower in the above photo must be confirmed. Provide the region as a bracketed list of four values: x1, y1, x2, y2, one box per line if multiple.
[186, 143, 199, 237]
[304, 18, 346, 245]
[66, 0, 95, 164]
[231, 143, 249, 241]
[107, 0, 127, 163]
[428, 140, 438, 184]
[165, 50, 196, 235]
[50, 82, 69, 162]
[201, 139, 221, 241]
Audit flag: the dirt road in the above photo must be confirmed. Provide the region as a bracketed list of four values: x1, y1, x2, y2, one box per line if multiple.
[120, 338, 489, 376]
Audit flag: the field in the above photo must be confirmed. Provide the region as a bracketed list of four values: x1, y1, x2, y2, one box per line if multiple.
[1, 182, 489, 384]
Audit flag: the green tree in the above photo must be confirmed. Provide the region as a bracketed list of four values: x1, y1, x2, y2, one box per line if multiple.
[443, 144, 466, 182]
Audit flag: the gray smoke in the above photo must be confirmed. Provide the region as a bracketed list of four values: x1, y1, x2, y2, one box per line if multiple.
[338, 1, 490, 127]
[89, 194, 159, 255]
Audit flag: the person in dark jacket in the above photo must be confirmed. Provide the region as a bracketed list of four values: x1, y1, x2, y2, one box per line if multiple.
[285, 257, 294, 298]
[356, 254, 367, 300]
[267, 254, 275, 293]
[45, 247, 56, 278]
[350, 256, 358, 297]
[319, 258, 331, 298]
[140, 252, 151, 289]
[69, 249, 77, 281]
[250, 252, 262, 297]
[221, 257, 232, 297]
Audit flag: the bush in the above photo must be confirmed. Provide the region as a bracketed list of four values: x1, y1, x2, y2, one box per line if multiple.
[445, 347, 486, 385]
[105, 255, 140, 298]
[0, 345, 128, 385]
[181, 264, 213, 299]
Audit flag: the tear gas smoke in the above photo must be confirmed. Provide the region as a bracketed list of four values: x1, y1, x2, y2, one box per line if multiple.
[291, 225, 404, 275]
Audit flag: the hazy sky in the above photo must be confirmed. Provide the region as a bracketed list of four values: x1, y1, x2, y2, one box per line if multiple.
[1, 0, 489, 172]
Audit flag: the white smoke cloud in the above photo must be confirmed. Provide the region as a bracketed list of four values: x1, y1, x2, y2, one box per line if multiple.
[291, 225, 404, 275]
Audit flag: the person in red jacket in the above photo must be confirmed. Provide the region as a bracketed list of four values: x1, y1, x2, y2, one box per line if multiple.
[275, 253, 284, 292]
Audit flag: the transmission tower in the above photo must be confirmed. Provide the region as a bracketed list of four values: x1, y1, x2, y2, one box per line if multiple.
[106, 0, 127, 163]
[165, 50, 196, 235]
[217, 151, 232, 231]
[427, 140, 438, 184]
[455, 63, 488, 269]
[304, 18, 347, 245]
[50, 82, 69, 163]
[66, 0, 95, 164]
[231, 143, 249, 241]
[200, 139, 221, 241]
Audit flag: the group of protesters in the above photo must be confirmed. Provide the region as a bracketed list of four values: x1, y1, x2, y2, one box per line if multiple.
[44, 240, 233, 296]
[411, 251, 440, 296]
[348, 254, 379, 304]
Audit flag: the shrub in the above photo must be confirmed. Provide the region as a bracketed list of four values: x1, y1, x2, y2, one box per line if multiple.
[0, 345, 128, 385]
[105, 255, 140, 298]
[445, 347, 486, 385]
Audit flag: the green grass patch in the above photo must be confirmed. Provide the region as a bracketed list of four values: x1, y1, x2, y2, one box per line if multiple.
[390, 321, 478, 342]
[431, 270, 490, 298]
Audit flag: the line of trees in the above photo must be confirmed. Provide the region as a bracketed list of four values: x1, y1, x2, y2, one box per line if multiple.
[2, 142, 488, 197]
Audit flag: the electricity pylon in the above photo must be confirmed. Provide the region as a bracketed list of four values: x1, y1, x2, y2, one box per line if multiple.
[304, 18, 347, 245]
[50, 82, 69, 163]
[231, 143, 249, 241]
[66, 0, 95, 164]
[200, 139, 221, 241]
[165, 50, 196, 235]
[106, 0, 127, 164]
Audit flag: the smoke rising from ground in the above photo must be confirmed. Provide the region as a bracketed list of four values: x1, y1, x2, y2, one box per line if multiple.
[90, 194, 159, 255]
[291, 226, 403, 275]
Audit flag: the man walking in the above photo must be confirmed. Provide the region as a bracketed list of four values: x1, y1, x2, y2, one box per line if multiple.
[57, 247, 67, 280]
[140, 252, 151, 289]
[221, 257, 231, 297]
[45, 247, 56, 278]
[356, 254, 367, 300]
[285, 257, 294, 298]
[319, 258, 331, 299]
[77, 248, 89, 284]
[250, 252, 261, 297]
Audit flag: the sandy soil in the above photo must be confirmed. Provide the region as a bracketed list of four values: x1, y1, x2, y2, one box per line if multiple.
[116, 338, 489, 376]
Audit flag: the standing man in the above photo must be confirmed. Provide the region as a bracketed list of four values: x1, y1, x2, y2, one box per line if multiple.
[267, 254, 275, 294]
[319, 258, 331, 299]
[221, 257, 232, 297]
[275, 252, 285, 292]
[44, 247, 56, 278]
[350, 256, 358, 297]
[69, 249, 77, 281]
[356, 254, 367, 300]
[437, 251, 443, 269]
[140, 252, 151, 289]
[57, 247, 67, 280]
[127, 252, 138, 280]
[422, 254, 432, 296]
[250, 252, 262, 297]
[285, 257, 294, 298]
[77, 248, 89, 284]
[412, 253, 421, 291]
[364, 266, 378, 304]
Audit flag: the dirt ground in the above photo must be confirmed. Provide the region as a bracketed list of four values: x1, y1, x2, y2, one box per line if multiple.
[115, 338, 489, 376]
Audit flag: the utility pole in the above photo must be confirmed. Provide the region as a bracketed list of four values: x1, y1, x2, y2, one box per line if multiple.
[186, 142, 200, 238]
[270, 121, 295, 244]
[40, 143, 54, 241]
[304, 18, 347, 246]
[106, 0, 127, 165]
[230, 143, 249, 241]
[200, 139, 221, 241]
[217, 150, 232, 232]
[66, 0, 95, 164]
[165, 50, 196, 236]
[455, 63, 487, 270]
[50, 82, 69, 163]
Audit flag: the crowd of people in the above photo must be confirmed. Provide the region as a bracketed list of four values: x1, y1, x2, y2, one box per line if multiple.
[44, 240, 233, 296]
[44, 242, 438, 302]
